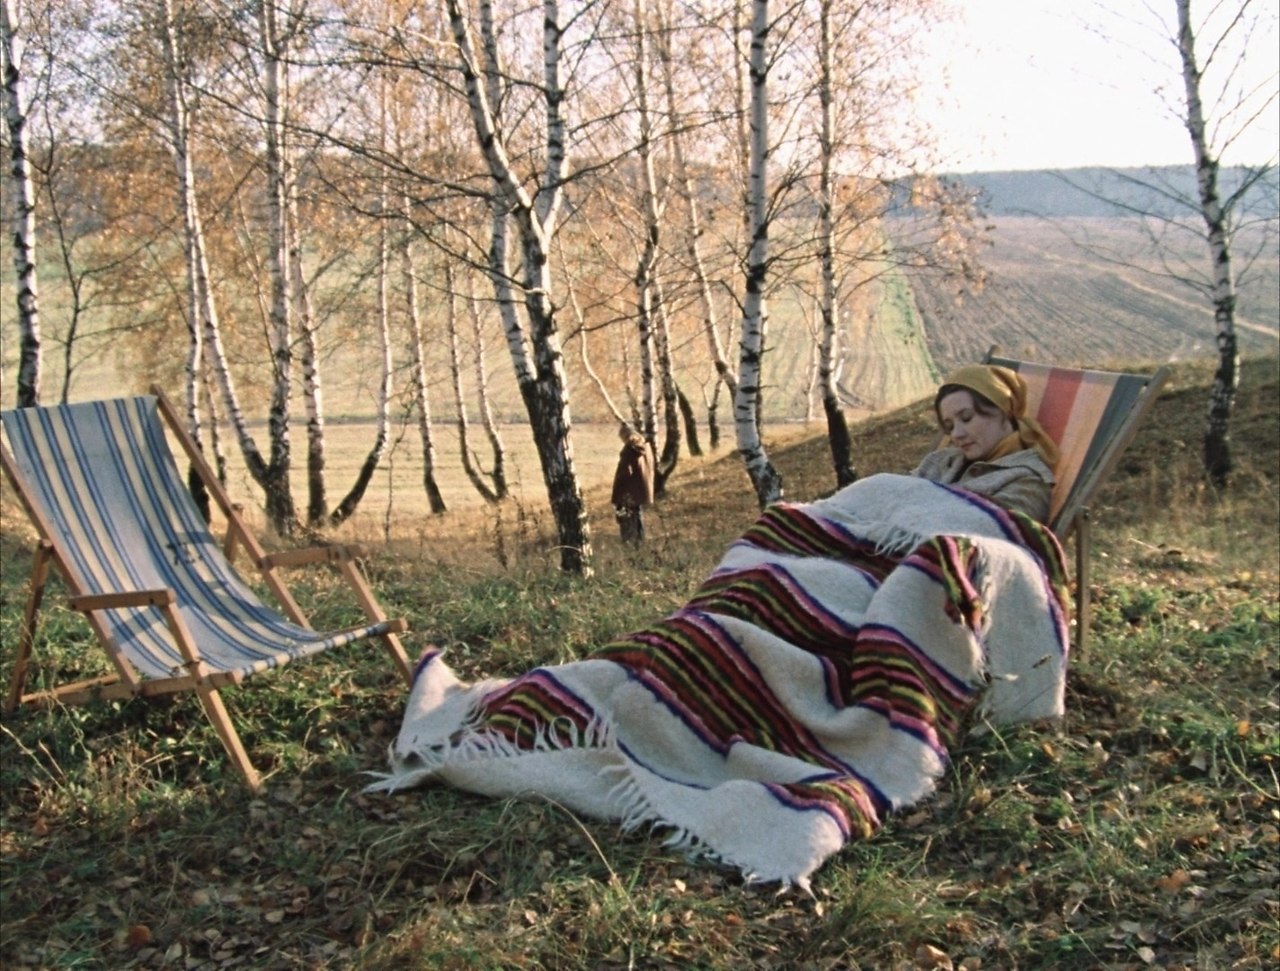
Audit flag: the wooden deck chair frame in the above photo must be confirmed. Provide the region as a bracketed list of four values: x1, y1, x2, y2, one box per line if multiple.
[979, 347, 1170, 657]
[1, 386, 413, 792]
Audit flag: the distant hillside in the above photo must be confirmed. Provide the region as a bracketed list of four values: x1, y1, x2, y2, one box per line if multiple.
[904, 214, 1279, 375]
[948, 164, 1278, 218]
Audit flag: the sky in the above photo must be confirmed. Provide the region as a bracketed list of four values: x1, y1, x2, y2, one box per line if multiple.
[920, 0, 1280, 173]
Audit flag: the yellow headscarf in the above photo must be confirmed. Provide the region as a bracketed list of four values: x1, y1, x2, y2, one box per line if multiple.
[936, 365, 1060, 469]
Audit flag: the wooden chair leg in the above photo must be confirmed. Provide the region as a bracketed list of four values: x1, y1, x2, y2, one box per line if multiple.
[193, 680, 263, 793]
[7, 543, 53, 713]
[336, 557, 413, 685]
[157, 597, 264, 792]
[1076, 508, 1092, 660]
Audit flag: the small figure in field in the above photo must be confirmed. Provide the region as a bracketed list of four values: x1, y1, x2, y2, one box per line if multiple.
[611, 424, 654, 545]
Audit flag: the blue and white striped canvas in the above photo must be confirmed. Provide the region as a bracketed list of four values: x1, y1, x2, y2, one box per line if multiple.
[1, 396, 395, 680]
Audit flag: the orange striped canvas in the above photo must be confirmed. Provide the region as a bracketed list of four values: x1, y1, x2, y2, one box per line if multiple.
[988, 355, 1162, 534]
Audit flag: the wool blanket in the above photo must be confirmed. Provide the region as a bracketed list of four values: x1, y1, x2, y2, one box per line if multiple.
[371, 474, 1071, 888]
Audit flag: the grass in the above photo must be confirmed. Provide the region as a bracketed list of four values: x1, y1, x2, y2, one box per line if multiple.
[1, 355, 1277, 970]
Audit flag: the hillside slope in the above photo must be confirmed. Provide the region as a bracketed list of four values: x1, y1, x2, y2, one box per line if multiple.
[907, 217, 1279, 375]
[642, 354, 1278, 571]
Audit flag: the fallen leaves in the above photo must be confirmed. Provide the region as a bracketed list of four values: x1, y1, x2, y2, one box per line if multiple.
[1155, 869, 1192, 893]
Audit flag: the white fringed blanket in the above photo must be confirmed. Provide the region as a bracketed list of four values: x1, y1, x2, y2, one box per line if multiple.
[370, 474, 1071, 888]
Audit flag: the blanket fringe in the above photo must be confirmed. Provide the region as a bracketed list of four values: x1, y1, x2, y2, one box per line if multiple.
[371, 476, 1068, 886]
[603, 762, 815, 893]
[365, 713, 616, 794]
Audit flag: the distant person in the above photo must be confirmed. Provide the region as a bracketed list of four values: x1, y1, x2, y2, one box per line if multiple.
[912, 364, 1059, 522]
[611, 424, 654, 545]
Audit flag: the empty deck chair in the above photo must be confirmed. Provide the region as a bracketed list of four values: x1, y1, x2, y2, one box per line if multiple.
[1, 388, 413, 791]
[983, 348, 1170, 656]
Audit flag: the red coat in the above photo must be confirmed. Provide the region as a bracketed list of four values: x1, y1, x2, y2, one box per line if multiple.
[611, 441, 654, 508]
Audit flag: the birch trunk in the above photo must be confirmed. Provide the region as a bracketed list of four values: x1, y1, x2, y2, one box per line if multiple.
[631, 0, 682, 493]
[162, 0, 299, 527]
[159, 0, 199, 429]
[465, 273, 508, 500]
[292, 189, 327, 526]
[1176, 0, 1239, 489]
[2, 0, 39, 407]
[257, 0, 295, 534]
[327, 84, 391, 527]
[329, 201, 393, 526]
[652, 287, 682, 495]
[817, 0, 855, 487]
[445, 260, 497, 504]
[200, 365, 228, 485]
[677, 387, 702, 457]
[631, 0, 664, 476]
[404, 212, 447, 514]
[449, 0, 592, 575]
[157, 0, 209, 516]
[563, 259, 625, 423]
[655, 0, 737, 406]
[736, 0, 783, 506]
[707, 380, 722, 450]
[194, 151, 275, 500]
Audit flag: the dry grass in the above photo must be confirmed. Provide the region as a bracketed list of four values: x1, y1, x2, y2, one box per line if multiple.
[0, 355, 1276, 970]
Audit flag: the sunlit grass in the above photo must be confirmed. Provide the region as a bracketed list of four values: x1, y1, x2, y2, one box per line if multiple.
[1, 356, 1276, 969]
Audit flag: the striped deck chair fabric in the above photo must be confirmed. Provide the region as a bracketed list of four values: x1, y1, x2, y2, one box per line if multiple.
[1, 392, 411, 790]
[985, 349, 1170, 655]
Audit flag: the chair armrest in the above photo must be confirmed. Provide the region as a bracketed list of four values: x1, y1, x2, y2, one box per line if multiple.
[69, 589, 176, 611]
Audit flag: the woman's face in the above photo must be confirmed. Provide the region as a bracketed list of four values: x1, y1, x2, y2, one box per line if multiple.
[938, 389, 1013, 462]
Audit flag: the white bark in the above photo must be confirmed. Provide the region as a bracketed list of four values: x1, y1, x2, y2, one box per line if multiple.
[404, 224, 446, 515]
[2, 0, 40, 407]
[447, 0, 592, 575]
[257, 0, 294, 532]
[816, 0, 854, 486]
[465, 271, 508, 499]
[736, 0, 783, 506]
[1176, 0, 1241, 487]
[445, 258, 500, 505]
[655, 0, 737, 402]
[159, 0, 201, 439]
[292, 187, 327, 525]
[633, 0, 660, 446]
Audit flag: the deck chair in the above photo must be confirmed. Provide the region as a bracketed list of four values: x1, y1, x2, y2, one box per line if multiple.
[982, 347, 1170, 657]
[1, 387, 413, 792]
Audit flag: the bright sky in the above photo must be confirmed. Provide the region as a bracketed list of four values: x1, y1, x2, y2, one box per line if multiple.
[922, 0, 1280, 172]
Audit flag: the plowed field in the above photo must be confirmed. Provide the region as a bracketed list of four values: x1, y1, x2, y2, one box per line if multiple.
[905, 216, 1279, 373]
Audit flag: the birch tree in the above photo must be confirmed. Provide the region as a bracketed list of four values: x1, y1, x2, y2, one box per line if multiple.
[814, 0, 853, 485]
[159, 0, 209, 487]
[446, 0, 592, 575]
[463, 269, 509, 501]
[655, 0, 737, 414]
[445, 259, 506, 505]
[328, 172, 394, 526]
[809, 0, 951, 487]
[736, 0, 784, 505]
[254, 0, 296, 532]
[1065, 0, 1276, 488]
[157, 0, 267, 517]
[1174, 0, 1273, 487]
[1, 0, 39, 407]
[626, 0, 684, 494]
[403, 211, 448, 514]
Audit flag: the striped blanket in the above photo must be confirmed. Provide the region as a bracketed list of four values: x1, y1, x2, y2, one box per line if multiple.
[372, 474, 1070, 888]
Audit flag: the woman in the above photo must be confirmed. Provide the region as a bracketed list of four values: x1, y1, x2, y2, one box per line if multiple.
[912, 364, 1060, 522]
[611, 424, 654, 545]
[374, 368, 1071, 889]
